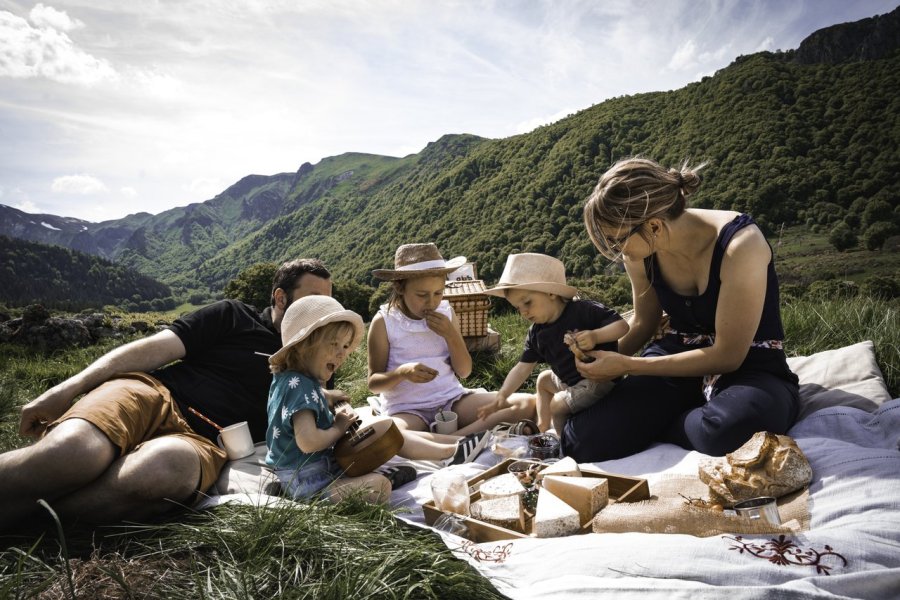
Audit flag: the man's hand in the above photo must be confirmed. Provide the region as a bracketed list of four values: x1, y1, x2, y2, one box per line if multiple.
[19, 386, 76, 438]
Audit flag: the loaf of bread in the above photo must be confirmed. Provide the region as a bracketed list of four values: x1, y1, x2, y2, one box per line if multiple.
[698, 431, 813, 506]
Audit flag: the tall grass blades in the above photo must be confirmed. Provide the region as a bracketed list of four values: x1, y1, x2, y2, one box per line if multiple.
[782, 296, 899, 395]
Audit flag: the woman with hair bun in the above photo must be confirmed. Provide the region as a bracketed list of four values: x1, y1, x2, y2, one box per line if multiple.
[564, 157, 799, 461]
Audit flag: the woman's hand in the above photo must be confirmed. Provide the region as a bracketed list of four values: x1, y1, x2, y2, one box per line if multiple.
[397, 362, 438, 383]
[576, 350, 628, 381]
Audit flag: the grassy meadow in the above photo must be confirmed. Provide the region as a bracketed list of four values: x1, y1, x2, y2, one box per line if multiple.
[0, 296, 897, 598]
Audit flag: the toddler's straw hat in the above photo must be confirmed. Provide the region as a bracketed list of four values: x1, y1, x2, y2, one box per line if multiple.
[269, 295, 364, 365]
[483, 253, 578, 299]
[372, 243, 466, 281]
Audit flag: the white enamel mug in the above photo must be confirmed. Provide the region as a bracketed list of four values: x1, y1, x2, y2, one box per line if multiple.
[217, 421, 255, 460]
[430, 410, 458, 435]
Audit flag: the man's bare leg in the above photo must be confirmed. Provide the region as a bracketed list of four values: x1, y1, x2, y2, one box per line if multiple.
[0, 418, 116, 530]
[52, 436, 201, 525]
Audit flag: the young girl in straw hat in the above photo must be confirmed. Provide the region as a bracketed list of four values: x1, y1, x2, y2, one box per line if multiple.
[478, 253, 628, 435]
[266, 295, 394, 502]
[368, 243, 536, 463]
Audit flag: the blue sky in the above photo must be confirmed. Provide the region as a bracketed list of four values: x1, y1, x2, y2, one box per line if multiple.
[1, 0, 897, 222]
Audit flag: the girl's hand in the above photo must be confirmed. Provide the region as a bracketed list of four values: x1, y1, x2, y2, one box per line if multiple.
[333, 404, 358, 432]
[423, 309, 454, 338]
[576, 350, 627, 381]
[323, 388, 350, 409]
[397, 362, 438, 383]
[477, 393, 507, 420]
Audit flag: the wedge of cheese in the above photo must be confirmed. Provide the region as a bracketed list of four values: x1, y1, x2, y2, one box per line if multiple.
[541, 475, 609, 524]
[533, 488, 581, 537]
[469, 495, 526, 533]
[479, 473, 525, 500]
[536, 456, 581, 481]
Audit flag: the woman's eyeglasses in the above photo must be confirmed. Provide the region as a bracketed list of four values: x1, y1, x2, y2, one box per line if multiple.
[604, 223, 644, 251]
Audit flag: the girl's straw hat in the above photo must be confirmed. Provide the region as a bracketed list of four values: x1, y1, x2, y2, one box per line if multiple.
[269, 295, 364, 365]
[483, 253, 578, 299]
[372, 243, 466, 281]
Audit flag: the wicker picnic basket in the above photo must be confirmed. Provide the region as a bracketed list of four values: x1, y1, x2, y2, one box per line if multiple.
[444, 280, 491, 337]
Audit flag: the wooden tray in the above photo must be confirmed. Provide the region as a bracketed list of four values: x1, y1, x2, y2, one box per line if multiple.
[422, 458, 650, 542]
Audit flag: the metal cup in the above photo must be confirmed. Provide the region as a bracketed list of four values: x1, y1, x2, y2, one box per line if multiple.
[733, 496, 782, 526]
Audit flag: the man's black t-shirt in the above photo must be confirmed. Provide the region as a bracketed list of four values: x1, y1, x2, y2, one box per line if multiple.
[151, 300, 281, 443]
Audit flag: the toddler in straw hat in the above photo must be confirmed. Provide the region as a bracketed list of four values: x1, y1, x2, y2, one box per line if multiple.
[265, 295, 395, 502]
[478, 253, 629, 435]
[368, 243, 536, 464]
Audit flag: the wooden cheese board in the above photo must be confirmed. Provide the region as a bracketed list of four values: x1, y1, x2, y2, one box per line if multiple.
[422, 458, 650, 542]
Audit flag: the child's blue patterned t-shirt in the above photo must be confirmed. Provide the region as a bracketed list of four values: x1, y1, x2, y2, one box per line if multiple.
[265, 370, 334, 469]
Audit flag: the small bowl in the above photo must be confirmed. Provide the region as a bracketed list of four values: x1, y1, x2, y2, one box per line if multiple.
[733, 496, 781, 525]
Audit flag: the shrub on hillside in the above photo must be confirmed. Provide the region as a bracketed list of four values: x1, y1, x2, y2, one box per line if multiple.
[333, 280, 376, 320]
[807, 279, 859, 300]
[224, 262, 278, 309]
[860, 275, 900, 300]
[828, 222, 857, 251]
[862, 221, 899, 251]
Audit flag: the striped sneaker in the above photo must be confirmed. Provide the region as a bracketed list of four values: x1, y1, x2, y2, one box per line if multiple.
[377, 465, 418, 490]
[447, 431, 491, 466]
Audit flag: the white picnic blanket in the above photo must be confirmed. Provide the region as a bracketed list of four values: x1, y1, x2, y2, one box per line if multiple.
[199, 341, 900, 599]
[393, 400, 900, 600]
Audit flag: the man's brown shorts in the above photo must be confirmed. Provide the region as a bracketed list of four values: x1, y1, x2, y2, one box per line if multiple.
[49, 372, 228, 496]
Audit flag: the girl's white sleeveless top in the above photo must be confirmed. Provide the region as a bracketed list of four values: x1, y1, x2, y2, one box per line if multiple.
[379, 300, 465, 412]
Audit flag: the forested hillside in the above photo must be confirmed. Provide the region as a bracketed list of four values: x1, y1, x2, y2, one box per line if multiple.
[0, 236, 174, 311]
[2, 7, 898, 301]
[200, 47, 899, 287]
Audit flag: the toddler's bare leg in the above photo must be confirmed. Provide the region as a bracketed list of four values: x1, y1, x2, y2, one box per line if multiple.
[535, 370, 561, 432]
[549, 392, 572, 436]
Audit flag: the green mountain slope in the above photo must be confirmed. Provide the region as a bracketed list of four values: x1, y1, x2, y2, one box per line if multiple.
[0, 236, 173, 310]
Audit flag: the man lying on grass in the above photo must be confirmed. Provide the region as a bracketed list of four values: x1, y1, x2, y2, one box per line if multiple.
[0, 259, 332, 531]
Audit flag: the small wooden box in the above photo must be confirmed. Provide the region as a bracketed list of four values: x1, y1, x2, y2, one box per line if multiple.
[443, 280, 491, 338]
[422, 458, 650, 543]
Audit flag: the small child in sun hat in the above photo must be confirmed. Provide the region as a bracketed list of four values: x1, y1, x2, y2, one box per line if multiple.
[265, 295, 403, 502]
[477, 253, 629, 435]
[367, 242, 537, 465]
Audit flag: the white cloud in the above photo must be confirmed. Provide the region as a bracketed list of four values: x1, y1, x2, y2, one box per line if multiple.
[51, 174, 108, 194]
[29, 3, 84, 32]
[120, 186, 137, 197]
[187, 177, 224, 199]
[668, 39, 697, 71]
[514, 107, 578, 135]
[756, 36, 775, 52]
[13, 199, 42, 214]
[0, 8, 117, 85]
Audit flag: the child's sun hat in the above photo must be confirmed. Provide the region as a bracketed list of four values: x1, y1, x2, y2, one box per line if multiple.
[372, 243, 466, 281]
[269, 295, 365, 365]
[483, 253, 578, 299]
